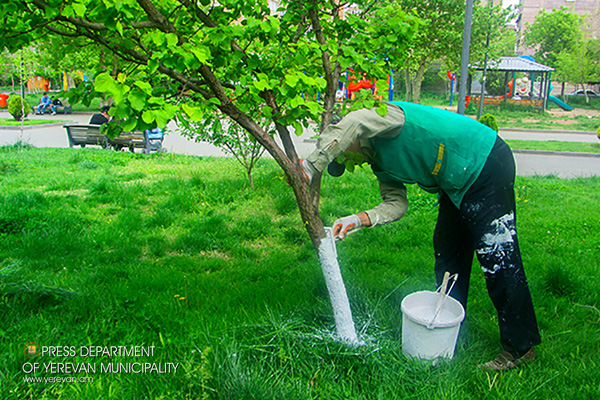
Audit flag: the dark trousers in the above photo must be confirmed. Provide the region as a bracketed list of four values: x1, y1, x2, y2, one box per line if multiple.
[433, 137, 541, 354]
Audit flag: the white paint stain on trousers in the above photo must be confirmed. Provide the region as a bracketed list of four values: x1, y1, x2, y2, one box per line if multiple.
[476, 212, 517, 274]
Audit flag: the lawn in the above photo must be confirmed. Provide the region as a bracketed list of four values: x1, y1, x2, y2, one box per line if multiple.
[505, 140, 600, 154]
[0, 118, 70, 126]
[1, 146, 599, 399]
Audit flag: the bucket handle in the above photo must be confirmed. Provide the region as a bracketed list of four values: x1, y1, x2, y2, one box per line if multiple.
[427, 272, 459, 329]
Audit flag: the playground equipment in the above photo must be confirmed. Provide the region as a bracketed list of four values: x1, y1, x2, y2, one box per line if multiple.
[548, 95, 573, 111]
[343, 69, 394, 101]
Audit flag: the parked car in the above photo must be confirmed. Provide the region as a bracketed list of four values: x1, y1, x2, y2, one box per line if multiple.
[565, 89, 600, 97]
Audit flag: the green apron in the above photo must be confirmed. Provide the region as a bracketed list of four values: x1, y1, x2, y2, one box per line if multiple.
[370, 101, 497, 208]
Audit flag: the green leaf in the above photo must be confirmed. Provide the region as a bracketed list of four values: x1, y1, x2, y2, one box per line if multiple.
[263, 106, 273, 118]
[254, 80, 269, 91]
[142, 110, 155, 124]
[148, 96, 165, 106]
[285, 74, 300, 88]
[112, 84, 130, 104]
[62, 5, 74, 17]
[134, 81, 153, 95]
[128, 89, 146, 112]
[120, 117, 137, 132]
[45, 6, 59, 18]
[150, 31, 164, 46]
[117, 73, 127, 84]
[190, 47, 211, 64]
[182, 104, 203, 121]
[376, 102, 388, 117]
[166, 33, 178, 48]
[292, 121, 303, 136]
[260, 20, 272, 33]
[208, 97, 221, 106]
[346, 159, 356, 173]
[155, 109, 170, 128]
[116, 21, 124, 37]
[94, 73, 116, 92]
[147, 59, 159, 74]
[289, 96, 304, 108]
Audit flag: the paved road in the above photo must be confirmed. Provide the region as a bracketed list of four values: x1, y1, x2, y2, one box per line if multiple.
[1, 111, 598, 179]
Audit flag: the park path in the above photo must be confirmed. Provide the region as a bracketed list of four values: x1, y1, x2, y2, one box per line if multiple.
[1, 110, 598, 179]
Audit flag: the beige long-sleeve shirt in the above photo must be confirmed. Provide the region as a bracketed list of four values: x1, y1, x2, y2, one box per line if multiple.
[307, 103, 409, 226]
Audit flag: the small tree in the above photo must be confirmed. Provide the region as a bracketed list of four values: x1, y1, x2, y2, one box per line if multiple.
[7, 95, 29, 121]
[182, 118, 266, 189]
[556, 35, 597, 104]
[478, 113, 498, 132]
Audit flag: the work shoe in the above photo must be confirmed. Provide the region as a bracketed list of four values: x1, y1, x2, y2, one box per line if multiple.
[478, 348, 536, 372]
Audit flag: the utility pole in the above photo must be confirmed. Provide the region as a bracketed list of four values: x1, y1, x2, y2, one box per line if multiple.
[457, 0, 474, 115]
[478, 0, 493, 119]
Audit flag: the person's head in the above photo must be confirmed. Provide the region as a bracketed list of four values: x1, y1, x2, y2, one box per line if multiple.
[100, 105, 111, 116]
[42, 93, 48, 97]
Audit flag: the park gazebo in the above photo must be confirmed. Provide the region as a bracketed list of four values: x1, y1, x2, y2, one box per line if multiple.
[470, 56, 555, 112]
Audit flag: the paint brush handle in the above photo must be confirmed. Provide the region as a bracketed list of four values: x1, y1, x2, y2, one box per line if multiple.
[428, 272, 459, 329]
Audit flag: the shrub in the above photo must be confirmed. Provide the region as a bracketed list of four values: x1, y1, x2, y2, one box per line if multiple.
[8, 95, 30, 121]
[478, 113, 499, 132]
[597, 126, 600, 141]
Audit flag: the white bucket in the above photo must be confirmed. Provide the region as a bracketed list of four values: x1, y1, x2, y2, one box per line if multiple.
[401, 290, 465, 361]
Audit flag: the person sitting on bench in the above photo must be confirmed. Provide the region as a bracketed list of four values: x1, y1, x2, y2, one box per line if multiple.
[89, 105, 111, 125]
[37, 93, 51, 114]
[50, 97, 63, 115]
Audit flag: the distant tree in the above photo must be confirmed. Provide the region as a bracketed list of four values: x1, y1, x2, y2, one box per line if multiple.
[556, 35, 599, 103]
[393, 0, 512, 103]
[523, 7, 581, 68]
[392, 0, 464, 103]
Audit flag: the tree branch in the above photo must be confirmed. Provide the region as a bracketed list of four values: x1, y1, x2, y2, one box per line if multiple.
[136, 0, 179, 35]
[308, 2, 338, 131]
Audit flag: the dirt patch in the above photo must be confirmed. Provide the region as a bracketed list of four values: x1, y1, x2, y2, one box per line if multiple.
[520, 118, 578, 125]
[547, 108, 600, 118]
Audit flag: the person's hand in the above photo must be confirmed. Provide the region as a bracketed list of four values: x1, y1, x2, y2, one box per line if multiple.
[332, 214, 361, 240]
[300, 159, 316, 184]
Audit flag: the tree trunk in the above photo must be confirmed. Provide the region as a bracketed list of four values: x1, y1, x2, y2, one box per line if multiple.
[226, 106, 359, 344]
[247, 169, 254, 190]
[404, 68, 411, 101]
[582, 83, 589, 103]
[287, 178, 358, 344]
[411, 63, 427, 104]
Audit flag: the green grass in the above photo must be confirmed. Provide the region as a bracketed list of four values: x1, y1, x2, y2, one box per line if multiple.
[506, 140, 600, 154]
[1, 146, 599, 399]
[0, 118, 70, 126]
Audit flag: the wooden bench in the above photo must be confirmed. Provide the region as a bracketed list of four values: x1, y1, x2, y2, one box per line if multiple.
[64, 124, 164, 153]
[64, 124, 109, 148]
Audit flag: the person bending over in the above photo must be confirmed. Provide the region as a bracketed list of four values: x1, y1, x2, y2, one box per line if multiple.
[301, 101, 541, 371]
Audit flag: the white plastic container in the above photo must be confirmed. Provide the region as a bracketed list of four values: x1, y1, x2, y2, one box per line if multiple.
[401, 290, 465, 361]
